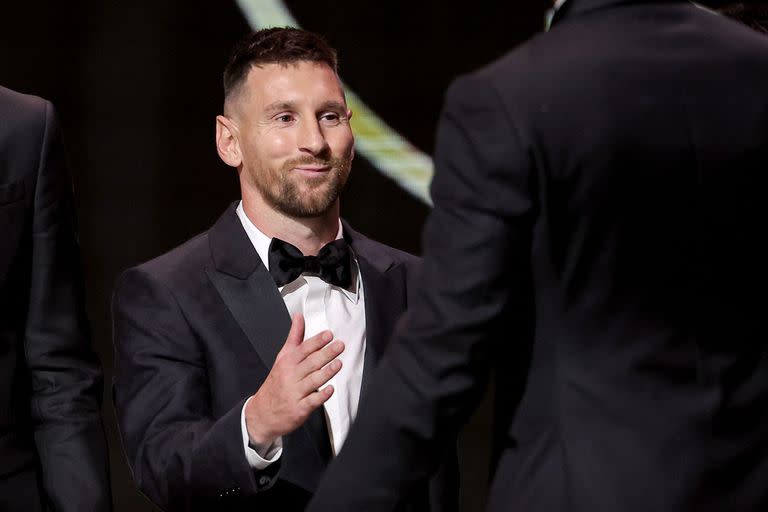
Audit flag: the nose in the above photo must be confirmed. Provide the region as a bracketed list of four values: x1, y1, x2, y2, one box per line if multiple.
[298, 119, 329, 156]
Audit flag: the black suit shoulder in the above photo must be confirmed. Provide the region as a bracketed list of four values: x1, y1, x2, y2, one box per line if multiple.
[0, 87, 50, 149]
[453, 1, 768, 109]
[0, 87, 54, 185]
[0, 85, 48, 123]
[122, 230, 212, 287]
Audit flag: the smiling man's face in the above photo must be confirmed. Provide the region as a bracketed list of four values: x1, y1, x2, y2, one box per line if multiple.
[231, 60, 354, 218]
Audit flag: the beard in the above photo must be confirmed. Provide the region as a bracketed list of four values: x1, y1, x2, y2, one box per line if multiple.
[251, 154, 352, 218]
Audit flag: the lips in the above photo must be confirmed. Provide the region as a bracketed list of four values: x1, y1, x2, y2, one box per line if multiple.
[294, 165, 329, 172]
[293, 165, 331, 176]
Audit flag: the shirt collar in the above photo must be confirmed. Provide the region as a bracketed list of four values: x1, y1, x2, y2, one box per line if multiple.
[235, 201, 360, 302]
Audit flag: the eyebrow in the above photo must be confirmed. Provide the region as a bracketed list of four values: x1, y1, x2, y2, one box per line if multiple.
[262, 100, 348, 115]
[263, 101, 297, 115]
[317, 100, 348, 112]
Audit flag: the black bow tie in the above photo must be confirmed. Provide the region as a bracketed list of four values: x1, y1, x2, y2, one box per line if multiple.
[268, 238, 353, 289]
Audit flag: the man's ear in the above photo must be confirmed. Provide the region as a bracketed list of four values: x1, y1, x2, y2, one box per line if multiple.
[216, 115, 242, 168]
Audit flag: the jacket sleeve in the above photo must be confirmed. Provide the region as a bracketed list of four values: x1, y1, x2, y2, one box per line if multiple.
[308, 72, 537, 511]
[112, 267, 279, 510]
[25, 101, 112, 511]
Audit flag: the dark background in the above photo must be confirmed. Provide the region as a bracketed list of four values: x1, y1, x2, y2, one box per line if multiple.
[0, 1, 549, 510]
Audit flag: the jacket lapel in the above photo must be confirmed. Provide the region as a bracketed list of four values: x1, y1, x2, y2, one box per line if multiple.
[205, 204, 290, 368]
[343, 222, 409, 403]
[205, 204, 332, 477]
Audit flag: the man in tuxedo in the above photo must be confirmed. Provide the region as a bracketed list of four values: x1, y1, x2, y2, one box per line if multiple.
[0, 86, 111, 511]
[112, 28, 456, 511]
[308, 1, 768, 511]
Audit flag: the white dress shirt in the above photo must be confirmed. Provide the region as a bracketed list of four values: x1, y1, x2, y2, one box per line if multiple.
[236, 202, 367, 469]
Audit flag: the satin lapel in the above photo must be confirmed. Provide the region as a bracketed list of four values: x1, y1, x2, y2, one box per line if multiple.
[205, 204, 331, 471]
[209, 265, 333, 468]
[205, 204, 291, 369]
[353, 247, 407, 404]
[206, 265, 290, 370]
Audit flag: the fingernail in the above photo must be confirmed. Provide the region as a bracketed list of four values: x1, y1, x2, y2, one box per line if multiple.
[323, 331, 333, 342]
[333, 341, 344, 352]
[330, 360, 341, 371]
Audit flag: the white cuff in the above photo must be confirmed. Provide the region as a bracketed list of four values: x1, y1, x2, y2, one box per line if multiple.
[241, 396, 283, 469]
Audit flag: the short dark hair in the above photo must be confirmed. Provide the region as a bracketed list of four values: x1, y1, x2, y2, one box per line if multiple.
[719, 2, 768, 34]
[223, 27, 339, 101]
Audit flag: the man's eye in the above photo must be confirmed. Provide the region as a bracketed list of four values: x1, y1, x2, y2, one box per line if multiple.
[321, 113, 341, 124]
[276, 114, 294, 123]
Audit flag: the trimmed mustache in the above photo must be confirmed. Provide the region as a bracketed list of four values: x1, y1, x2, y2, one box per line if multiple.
[280, 156, 348, 172]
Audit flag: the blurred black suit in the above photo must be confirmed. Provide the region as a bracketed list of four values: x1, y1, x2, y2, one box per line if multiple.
[308, 1, 768, 511]
[0, 86, 111, 511]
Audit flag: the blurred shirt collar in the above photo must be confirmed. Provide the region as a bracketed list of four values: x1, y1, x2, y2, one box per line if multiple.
[546, 0, 569, 30]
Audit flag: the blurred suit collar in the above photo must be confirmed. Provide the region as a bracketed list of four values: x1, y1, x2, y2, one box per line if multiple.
[549, 0, 690, 28]
[546, 0, 569, 29]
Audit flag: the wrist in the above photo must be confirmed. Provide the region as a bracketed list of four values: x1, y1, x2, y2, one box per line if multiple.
[245, 392, 278, 446]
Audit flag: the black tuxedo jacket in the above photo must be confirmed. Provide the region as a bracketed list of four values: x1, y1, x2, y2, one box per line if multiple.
[0, 86, 111, 511]
[308, 1, 768, 511]
[112, 204, 457, 511]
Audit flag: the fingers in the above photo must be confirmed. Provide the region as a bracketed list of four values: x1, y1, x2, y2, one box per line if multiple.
[299, 358, 342, 396]
[294, 331, 333, 364]
[298, 339, 344, 379]
[300, 385, 335, 412]
[297, 329, 334, 361]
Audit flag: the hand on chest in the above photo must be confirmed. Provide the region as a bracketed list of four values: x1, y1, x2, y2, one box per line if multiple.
[279, 274, 367, 454]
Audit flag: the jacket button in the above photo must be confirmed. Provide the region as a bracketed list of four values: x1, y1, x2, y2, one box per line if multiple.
[259, 476, 271, 486]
